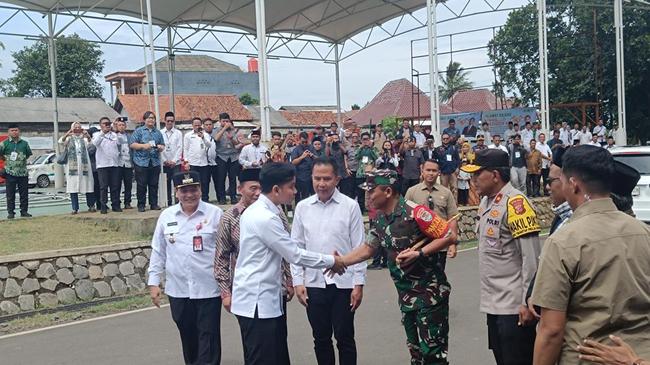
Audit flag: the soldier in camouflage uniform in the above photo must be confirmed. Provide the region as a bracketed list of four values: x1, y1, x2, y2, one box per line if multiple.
[337, 169, 456, 364]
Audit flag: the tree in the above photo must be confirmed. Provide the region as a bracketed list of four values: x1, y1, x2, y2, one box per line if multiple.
[351, 103, 360, 110]
[488, 2, 650, 142]
[380, 116, 400, 138]
[1, 34, 104, 98]
[439, 61, 473, 102]
[239, 92, 259, 105]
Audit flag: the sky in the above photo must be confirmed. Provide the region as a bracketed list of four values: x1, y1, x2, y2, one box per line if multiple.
[0, 0, 528, 111]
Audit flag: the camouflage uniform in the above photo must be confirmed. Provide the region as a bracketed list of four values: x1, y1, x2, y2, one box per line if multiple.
[366, 194, 451, 365]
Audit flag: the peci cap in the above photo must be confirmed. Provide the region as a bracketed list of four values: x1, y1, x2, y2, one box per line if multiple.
[612, 160, 640, 196]
[477, 135, 485, 141]
[359, 169, 398, 191]
[239, 168, 261, 183]
[250, 129, 261, 137]
[460, 149, 509, 173]
[173, 171, 201, 188]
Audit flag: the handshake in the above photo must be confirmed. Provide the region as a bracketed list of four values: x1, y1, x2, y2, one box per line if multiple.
[326, 251, 347, 277]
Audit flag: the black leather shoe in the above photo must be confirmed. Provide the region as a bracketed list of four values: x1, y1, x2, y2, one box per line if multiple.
[150, 205, 161, 211]
[123, 204, 133, 209]
[7, 213, 15, 219]
[218, 199, 227, 205]
[112, 207, 123, 212]
[20, 212, 32, 218]
[100, 209, 108, 214]
[138, 206, 145, 212]
[230, 197, 239, 205]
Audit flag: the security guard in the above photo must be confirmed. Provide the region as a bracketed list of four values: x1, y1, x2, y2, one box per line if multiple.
[338, 169, 457, 365]
[148, 170, 224, 365]
[460, 149, 541, 365]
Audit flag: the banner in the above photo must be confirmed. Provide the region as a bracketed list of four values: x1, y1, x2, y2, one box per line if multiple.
[440, 112, 482, 137]
[480, 108, 538, 138]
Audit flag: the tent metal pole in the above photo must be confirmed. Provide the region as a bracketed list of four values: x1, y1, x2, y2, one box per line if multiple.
[255, 0, 271, 141]
[537, 0, 550, 132]
[614, 0, 627, 144]
[167, 27, 175, 113]
[426, 0, 440, 141]
[145, 0, 160, 125]
[48, 13, 64, 189]
[335, 43, 342, 125]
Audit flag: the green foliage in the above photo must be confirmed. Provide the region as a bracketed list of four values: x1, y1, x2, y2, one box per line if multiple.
[488, 2, 650, 142]
[1, 34, 104, 98]
[239, 92, 259, 105]
[439, 61, 473, 102]
[351, 103, 360, 110]
[380, 116, 400, 137]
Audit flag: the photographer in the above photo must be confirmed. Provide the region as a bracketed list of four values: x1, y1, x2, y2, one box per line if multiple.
[290, 131, 316, 202]
[59, 122, 94, 214]
[214, 113, 244, 205]
[92, 117, 121, 214]
[184, 117, 213, 202]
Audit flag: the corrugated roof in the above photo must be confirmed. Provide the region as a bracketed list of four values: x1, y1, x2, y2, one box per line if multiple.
[114, 94, 253, 122]
[0, 97, 119, 124]
[442, 89, 513, 113]
[280, 110, 337, 127]
[351, 78, 432, 125]
[244, 105, 293, 128]
[137, 55, 242, 73]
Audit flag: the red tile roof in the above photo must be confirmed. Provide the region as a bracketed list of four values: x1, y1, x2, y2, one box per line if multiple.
[351, 79, 432, 125]
[115, 94, 252, 122]
[442, 89, 513, 113]
[280, 110, 337, 127]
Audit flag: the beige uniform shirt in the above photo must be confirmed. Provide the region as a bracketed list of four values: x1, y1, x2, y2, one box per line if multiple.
[404, 182, 459, 220]
[531, 198, 650, 364]
[477, 182, 541, 315]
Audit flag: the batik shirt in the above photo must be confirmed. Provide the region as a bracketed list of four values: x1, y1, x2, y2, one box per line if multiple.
[214, 201, 293, 297]
[366, 197, 451, 312]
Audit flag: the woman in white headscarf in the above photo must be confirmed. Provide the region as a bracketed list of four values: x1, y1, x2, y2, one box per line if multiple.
[58, 122, 95, 214]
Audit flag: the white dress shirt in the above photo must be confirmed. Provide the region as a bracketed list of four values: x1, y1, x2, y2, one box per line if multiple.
[488, 144, 509, 154]
[92, 131, 120, 168]
[161, 127, 183, 165]
[579, 130, 592, 145]
[231, 194, 335, 319]
[239, 142, 268, 168]
[183, 132, 212, 166]
[520, 129, 534, 148]
[147, 201, 223, 299]
[560, 128, 572, 146]
[206, 133, 217, 166]
[535, 142, 552, 169]
[291, 189, 366, 289]
[593, 125, 606, 143]
[412, 131, 426, 148]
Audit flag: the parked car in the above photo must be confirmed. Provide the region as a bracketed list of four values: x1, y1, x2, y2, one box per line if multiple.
[610, 146, 650, 223]
[28, 152, 56, 188]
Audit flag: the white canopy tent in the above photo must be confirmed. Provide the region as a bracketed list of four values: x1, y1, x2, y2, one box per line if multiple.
[0, 0, 630, 203]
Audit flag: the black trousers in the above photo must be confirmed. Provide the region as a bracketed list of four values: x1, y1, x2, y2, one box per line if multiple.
[164, 165, 180, 206]
[97, 167, 121, 210]
[134, 164, 161, 208]
[306, 285, 356, 365]
[354, 177, 366, 213]
[338, 177, 355, 199]
[237, 309, 290, 365]
[169, 296, 222, 365]
[190, 165, 211, 202]
[295, 178, 314, 204]
[90, 170, 100, 208]
[120, 167, 133, 205]
[458, 188, 469, 205]
[5, 174, 28, 214]
[216, 157, 240, 200]
[526, 174, 541, 197]
[540, 168, 549, 195]
[486, 314, 536, 365]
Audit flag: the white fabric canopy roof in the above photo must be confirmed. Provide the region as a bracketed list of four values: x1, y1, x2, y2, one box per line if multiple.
[3, 0, 426, 43]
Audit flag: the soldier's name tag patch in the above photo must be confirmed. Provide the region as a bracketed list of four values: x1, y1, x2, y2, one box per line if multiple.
[506, 195, 541, 238]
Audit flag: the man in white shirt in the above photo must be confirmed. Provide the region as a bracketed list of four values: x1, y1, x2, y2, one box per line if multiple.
[587, 134, 601, 147]
[292, 157, 366, 365]
[605, 136, 617, 150]
[148, 171, 224, 365]
[239, 129, 268, 168]
[559, 122, 572, 146]
[161, 111, 183, 206]
[232, 162, 346, 365]
[593, 119, 607, 146]
[412, 124, 426, 148]
[115, 119, 133, 210]
[488, 135, 509, 154]
[183, 117, 212, 202]
[203, 118, 218, 202]
[92, 117, 121, 214]
[480, 122, 492, 143]
[570, 123, 581, 145]
[579, 124, 593, 145]
[535, 133, 552, 195]
[520, 122, 534, 149]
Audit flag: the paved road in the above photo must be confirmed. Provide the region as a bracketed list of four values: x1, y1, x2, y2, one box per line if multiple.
[0, 249, 492, 364]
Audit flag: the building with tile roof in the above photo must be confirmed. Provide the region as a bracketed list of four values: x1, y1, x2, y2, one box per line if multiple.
[443, 89, 512, 113]
[280, 110, 337, 128]
[105, 55, 259, 101]
[113, 94, 253, 123]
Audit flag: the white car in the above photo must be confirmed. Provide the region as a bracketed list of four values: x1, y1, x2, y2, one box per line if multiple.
[609, 146, 650, 223]
[28, 153, 56, 188]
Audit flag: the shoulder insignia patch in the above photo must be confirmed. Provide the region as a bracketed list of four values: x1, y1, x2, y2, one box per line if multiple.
[506, 195, 541, 238]
[494, 193, 503, 205]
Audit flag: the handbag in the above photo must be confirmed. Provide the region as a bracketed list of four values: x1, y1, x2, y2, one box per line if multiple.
[56, 148, 69, 165]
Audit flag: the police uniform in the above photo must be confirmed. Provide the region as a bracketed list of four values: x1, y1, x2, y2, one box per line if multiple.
[361, 170, 450, 365]
[147, 171, 224, 365]
[461, 150, 541, 365]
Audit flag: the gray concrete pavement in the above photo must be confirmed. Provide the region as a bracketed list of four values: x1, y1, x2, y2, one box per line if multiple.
[0, 249, 492, 364]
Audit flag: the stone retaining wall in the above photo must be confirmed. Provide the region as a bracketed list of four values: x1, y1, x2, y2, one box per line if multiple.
[456, 197, 553, 242]
[0, 242, 151, 315]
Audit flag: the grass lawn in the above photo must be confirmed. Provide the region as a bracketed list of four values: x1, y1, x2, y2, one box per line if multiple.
[0, 216, 149, 256]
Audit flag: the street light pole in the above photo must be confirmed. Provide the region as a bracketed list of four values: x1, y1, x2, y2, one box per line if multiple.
[426, 0, 440, 142]
[47, 13, 64, 189]
[614, 0, 627, 144]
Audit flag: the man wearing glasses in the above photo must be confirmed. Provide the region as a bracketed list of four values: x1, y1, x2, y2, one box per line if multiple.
[92, 117, 122, 214]
[461, 149, 541, 365]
